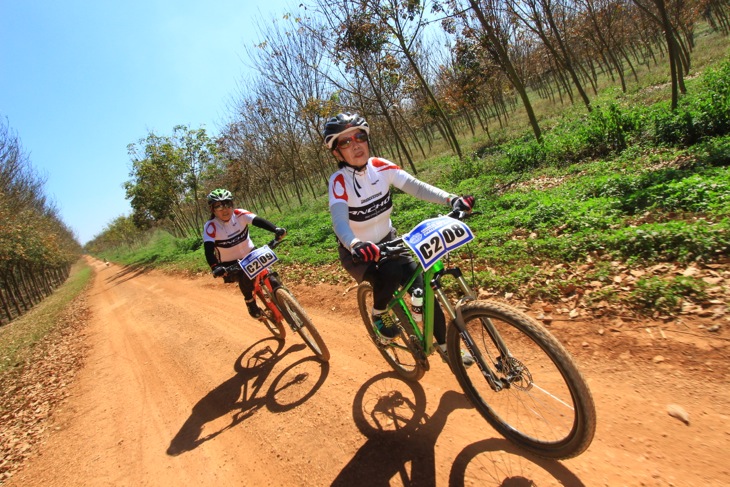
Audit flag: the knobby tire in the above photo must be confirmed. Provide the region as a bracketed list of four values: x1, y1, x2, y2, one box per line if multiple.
[447, 300, 596, 459]
[256, 288, 287, 339]
[275, 288, 330, 362]
[356, 282, 426, 382]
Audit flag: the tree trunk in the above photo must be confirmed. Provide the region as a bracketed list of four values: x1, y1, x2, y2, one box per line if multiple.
[467, 0, 542, 142]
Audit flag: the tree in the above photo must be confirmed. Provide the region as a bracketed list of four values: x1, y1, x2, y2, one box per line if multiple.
[125, 126, 221, 237]
[364, 0, 464, 157]
[507, 0, 594, 111]
[631, 0, 695, 109]
[442, 0, 544, 141]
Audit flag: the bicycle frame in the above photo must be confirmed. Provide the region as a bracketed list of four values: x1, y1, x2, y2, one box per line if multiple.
[383, 257, 463, 357]
[385, 248, 511, 392]
[253, 268, 285, 322]
[364, 213, 596, 458]
[225, 237, 287, 325]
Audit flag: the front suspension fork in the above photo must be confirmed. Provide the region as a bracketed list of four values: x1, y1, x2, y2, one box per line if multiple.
[432, 270, 508, 392]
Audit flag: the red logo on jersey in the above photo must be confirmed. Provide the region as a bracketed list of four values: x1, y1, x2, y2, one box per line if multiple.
[332, 174, 348, 201]
[371, 157, 400, 170]
[205, 222, 217, 238]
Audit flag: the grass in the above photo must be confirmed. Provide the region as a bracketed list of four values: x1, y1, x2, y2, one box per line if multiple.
[0, 259, 92, 375]
[93, 30, 730, 317]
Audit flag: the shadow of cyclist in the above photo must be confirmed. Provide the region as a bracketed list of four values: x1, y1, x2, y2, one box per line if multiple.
[332, 372, 584, 486]
[449, 438, 586, 486]
[331, 372, 473, 487]
[166, 337, 328, 456]
[105, 263, 153, 286]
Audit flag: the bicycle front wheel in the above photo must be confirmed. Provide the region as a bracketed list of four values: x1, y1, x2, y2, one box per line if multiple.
[256, 290, 286, 340]
[356, 282, 425, 382]
[275, 288, 330, 362]
[447, 300, 596, 459]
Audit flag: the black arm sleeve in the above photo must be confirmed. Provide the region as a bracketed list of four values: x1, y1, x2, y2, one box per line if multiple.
[204, 241, 218, 268]
[252, 216, 278, 233]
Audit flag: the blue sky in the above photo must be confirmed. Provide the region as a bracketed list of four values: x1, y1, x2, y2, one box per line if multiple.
[0, 1, 295, 244]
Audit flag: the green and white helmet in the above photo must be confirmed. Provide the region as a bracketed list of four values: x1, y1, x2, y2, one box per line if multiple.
[207, 188, 233, 206]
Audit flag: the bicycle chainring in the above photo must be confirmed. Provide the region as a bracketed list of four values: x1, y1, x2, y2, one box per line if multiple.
[407, 334, 430, 370]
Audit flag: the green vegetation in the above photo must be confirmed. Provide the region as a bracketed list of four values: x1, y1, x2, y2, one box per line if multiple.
[96, 47, 730, 318]
[630, 275, 708, 314]
[0, 260, 92, 374]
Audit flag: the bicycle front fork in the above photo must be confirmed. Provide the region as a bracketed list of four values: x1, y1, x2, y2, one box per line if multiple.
[434, 274, 508, 392]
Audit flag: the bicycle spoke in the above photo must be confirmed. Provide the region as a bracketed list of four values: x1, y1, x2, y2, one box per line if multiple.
[448, 300, 596, 459]
[357, 282, 425, 382]
[275, 288, 330, 362]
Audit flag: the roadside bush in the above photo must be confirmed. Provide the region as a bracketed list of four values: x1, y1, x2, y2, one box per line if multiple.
[574, 103, 642, 157]
[652, 59, 730, 146]
[630, 275, 707, 314]
[602, 219, 730, 263]
[502, 137, 547, 172]
[449, 154, 487, 183]
[175, 235, 203, 252]
[635, 170, 730, 213]
[692, 134, 730, 167]
[499, 102, 643, 173]
[622, 167, 730, 214]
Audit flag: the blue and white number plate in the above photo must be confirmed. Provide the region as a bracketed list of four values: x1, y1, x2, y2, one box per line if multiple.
[237, 245, 279, 279]
[404, 216, 474, 270]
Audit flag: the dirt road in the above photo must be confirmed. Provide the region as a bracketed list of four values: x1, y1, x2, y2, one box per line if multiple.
[6, 257, 730, 486]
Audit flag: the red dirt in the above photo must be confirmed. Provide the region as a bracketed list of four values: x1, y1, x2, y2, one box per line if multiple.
[4, 256, 730, 486]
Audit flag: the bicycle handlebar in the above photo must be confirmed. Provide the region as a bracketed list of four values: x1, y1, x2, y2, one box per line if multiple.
[354, 210, 475, 264]
[217, 237, 285, 276]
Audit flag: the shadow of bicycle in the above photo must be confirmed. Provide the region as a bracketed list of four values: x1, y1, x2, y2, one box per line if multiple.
[332, 372, 585, 486]
[166, 337, 329, 456]
[449, 437, 586, 486]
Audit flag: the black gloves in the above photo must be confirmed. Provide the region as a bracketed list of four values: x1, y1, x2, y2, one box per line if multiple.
[450, 195, 475, 213]
[351, 241, 380, 263]
[212, 265, 226, 277]
[274, 227, 287, 240]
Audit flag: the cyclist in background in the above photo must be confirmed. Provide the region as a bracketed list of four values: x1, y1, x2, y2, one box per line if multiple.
[323, 112, 475, 365]
[203, 188, 286, 318]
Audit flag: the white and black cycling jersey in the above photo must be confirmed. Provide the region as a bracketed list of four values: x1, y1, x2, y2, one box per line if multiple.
[328, 157, 452, 249]
[202, 209, 257, 262]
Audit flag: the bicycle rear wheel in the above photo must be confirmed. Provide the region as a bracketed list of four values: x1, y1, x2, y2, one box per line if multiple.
[356, 282, 425, 382]
[275, 288, 330, 362]
[256, 289, 286, 339]
[447, 300, 596, 459]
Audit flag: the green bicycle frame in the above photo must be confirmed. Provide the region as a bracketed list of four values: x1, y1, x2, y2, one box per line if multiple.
[385, 257, 477, 357]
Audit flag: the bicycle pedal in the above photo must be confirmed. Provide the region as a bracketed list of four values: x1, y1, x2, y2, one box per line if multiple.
[376, 335, 397, 346]
[374, 328, 398, 346]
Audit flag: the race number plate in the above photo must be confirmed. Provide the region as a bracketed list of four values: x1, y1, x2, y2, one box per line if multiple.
[237, 245, 279, 279]
[404, 216, 474, 270]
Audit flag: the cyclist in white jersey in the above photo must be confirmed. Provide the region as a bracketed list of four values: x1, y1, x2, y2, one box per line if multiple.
[203, 188, 286, 318]
[324, 112, 474, 362]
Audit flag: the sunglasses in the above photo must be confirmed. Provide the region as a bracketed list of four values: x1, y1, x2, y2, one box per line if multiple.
[336, 131, 368, 149]
[212, 200, 233, 210]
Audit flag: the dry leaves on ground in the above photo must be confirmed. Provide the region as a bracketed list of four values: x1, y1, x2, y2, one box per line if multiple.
[0, 296, 90, 484]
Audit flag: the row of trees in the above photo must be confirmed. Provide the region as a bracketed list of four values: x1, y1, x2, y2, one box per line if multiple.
[114, 0, 729, 246]
[0, 118, 81, 325]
